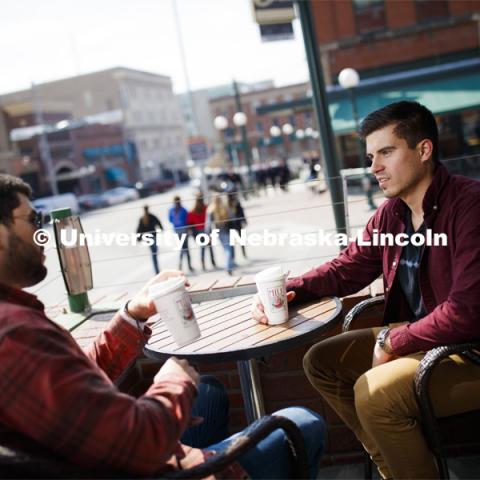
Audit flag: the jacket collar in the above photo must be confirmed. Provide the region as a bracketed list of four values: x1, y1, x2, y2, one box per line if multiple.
[0, 283, 45, 311]
[391, 164, 450, 222]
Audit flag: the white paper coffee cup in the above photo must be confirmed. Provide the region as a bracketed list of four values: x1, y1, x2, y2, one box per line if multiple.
[255, 267, 289, 325]
[148, 277, 201, 346]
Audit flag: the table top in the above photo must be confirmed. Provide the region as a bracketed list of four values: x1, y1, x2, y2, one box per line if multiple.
[144, 295, 342, 363]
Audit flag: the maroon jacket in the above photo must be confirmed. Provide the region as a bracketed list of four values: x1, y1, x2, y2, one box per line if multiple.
[287, 165, 480, 356]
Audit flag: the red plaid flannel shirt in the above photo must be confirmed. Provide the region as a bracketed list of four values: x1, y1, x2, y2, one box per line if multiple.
[0, 284, 247, 478]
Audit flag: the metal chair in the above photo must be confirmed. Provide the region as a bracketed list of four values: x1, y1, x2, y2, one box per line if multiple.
[0, 415, 309, 479]
[344, 295, 480, 479]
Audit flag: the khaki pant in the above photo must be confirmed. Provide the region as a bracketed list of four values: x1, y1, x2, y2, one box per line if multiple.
[303, 328, 480, 479]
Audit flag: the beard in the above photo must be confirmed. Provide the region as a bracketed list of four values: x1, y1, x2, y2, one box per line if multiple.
[5, 231, 47, 288]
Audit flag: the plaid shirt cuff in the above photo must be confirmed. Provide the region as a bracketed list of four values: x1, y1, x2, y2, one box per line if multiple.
[119, 302, 147, 328]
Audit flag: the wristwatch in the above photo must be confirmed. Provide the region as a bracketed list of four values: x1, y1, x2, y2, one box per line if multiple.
[123, 300, 147, 323]
[376, 327, 393, 354]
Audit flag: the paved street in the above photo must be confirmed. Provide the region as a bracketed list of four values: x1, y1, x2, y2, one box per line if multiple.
[30, 181, 385, 309]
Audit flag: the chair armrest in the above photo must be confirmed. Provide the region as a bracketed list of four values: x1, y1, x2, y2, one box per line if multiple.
[414, 342, 480, 404]
[167, 415, 309, 479]
[414, 342, 480, 456]
[343, 296, 385, 332]
[0, 416, 309, 480]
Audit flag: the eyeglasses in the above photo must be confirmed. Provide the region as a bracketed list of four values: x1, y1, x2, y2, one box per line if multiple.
[13, 210, 43, 229]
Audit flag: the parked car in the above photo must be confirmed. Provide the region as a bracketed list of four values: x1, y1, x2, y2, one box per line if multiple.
[78, 193, 108, 211]
[132, 179, 176, 197]
[33, 193, 80, 219]
[101, 187, 140, 206]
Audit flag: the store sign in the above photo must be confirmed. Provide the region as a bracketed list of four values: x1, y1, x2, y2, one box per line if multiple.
[188, 137, 210, 162]
[259, 22, 294, 42]
[252, 0, 295, 42]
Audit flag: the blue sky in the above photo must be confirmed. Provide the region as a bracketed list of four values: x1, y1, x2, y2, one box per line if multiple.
[0, 0, 310, 94]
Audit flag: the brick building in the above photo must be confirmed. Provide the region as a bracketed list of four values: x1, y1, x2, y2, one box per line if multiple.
[0, 98, 138, 196]
[0, 67, 189, 190]
[311, 0, 480, 170]
[313, 0, 479, 83]
[210, 81, 315, 166]
[223, 1, 480, 171]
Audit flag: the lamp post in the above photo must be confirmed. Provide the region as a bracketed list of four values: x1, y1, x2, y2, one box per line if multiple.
[213, 114, 233, 165]
[282, 123, 294, 136]
[269, 125, 282, 160]
[214, 107, 253, 190]
[269, 125, 281, 138]
[338, 67, 376, 210]
[232, 81, 253, 191]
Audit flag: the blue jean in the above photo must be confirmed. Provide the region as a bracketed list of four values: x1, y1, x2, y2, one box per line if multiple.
[150, 243, 159, 274]
[181, 376, 326, 479]
[219, 230, 234, 272]
[194, 230, 216, 268]
[175, 230, 192, 270]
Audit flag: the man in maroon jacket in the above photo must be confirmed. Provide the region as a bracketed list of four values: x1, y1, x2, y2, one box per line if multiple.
[253, 101, 480, 479]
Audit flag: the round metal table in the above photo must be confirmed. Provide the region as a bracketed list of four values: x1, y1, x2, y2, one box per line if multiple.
[144, 294, 342, 424]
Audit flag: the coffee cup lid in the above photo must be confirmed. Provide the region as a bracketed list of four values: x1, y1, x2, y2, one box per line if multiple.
[255, 266, 285, 282]
[148, 277, 185, 298]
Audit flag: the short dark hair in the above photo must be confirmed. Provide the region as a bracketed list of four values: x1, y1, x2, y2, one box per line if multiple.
[359, 101, 439, 164]
[0, 174, 32, 226]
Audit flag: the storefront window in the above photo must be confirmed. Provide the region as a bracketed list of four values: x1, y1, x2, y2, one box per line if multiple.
[416, 0, 449, 23]
[339, 134, 362, 169]
[353, 0, 386, 34]
[461, 110, 480, 153]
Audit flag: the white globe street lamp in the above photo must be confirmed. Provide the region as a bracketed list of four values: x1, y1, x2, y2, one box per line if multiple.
[214, 115, 228, 131]
[338, 67, 376, 209]
[305, 127, 313, 137]
[338, 67, 360, 89]
[296, 129, 305, 140]
[282, 123, 294, 136]
[269, 125, 281, 137]
[233, 111, 247, 127]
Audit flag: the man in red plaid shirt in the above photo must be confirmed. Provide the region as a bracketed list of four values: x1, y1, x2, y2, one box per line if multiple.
[0, 174, 325, 479]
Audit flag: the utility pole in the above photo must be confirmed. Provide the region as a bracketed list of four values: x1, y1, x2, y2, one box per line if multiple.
[172, 0, 198, 188]
[32, 82, 58, 196]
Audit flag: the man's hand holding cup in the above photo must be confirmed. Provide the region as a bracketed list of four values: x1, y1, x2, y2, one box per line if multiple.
[251, 291, 296, 324]
[128, 270, 189, 322]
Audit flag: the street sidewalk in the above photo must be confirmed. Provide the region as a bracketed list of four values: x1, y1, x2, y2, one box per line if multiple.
[47, 180, 383, 324]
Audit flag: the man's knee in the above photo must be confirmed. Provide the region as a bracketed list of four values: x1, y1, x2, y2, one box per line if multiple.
[198, 375, 229, 406]
[274, 407, 327, 452]
[303, 340, 334, 385]
[353, 366, 417, 423]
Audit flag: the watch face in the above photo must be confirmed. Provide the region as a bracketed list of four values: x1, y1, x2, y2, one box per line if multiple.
[377, 328, 388, 346]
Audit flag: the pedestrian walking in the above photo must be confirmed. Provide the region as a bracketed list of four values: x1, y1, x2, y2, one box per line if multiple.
[169, 196, 194, 273]
[136, 205, 163, 274]
[187, 192, 216, 271]
[208, 195, 235, 275]
[279, 158, 291, 192]
[227, 193, 247, 260]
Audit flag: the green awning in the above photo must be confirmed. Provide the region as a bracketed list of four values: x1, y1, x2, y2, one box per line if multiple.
[331, 71, 480, 134]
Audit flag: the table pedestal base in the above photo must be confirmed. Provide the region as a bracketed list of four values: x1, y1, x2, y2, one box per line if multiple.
[237, 359, 265, 423]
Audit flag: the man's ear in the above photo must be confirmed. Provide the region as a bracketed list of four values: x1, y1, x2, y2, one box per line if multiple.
[418, 139, 433, 164]
[0, 224, 8, 252]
